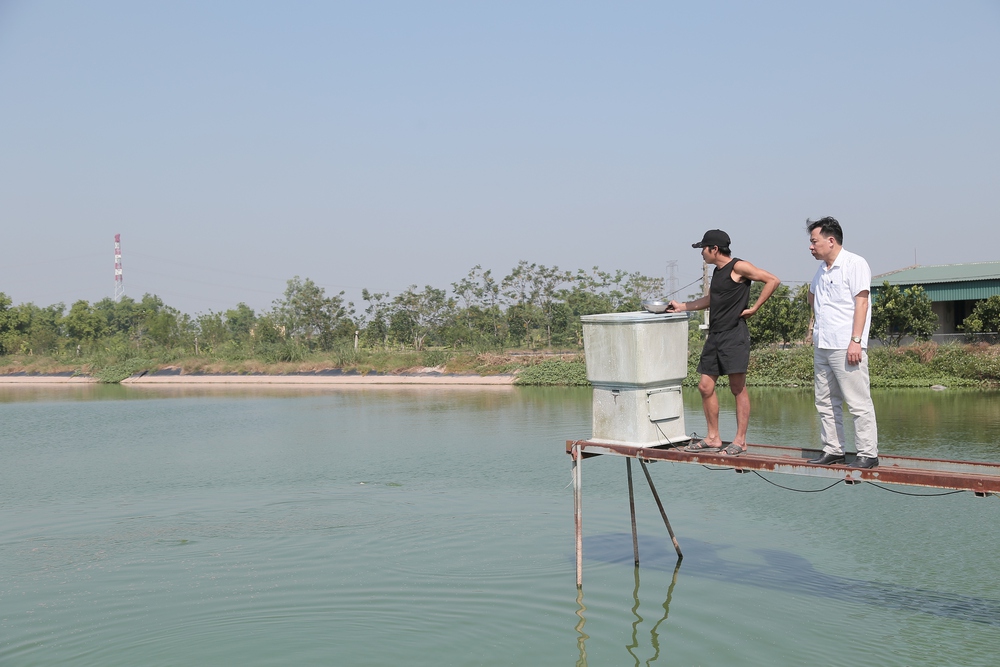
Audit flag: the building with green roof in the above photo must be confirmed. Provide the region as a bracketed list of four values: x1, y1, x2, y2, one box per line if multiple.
[872, 261, 1000, 334]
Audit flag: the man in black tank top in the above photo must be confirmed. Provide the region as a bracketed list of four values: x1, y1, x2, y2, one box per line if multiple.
[668, 230, 781, 456]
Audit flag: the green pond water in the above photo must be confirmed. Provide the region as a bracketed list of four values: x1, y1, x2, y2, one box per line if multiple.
[1, 385, 999, 666]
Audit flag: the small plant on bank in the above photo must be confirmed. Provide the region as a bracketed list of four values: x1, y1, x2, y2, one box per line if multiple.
[514, 358, 589, 386]
[92, 358, 157, 383]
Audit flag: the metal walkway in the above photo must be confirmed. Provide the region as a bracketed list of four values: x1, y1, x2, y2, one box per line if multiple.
[566, 440, 1000, 586]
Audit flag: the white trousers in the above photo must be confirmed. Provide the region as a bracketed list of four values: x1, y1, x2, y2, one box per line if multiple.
[814, 348, 878, 458]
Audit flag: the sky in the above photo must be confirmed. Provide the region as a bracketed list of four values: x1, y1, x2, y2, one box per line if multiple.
[1, 1, 999, 316]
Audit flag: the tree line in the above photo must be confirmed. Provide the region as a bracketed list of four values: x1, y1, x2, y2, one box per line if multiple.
[2, 264, 996, 361]
[0, 262, 664, 360]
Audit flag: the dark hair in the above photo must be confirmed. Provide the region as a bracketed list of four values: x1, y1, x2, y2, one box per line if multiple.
[807, 217, 843, 245]
[717, 245, 731, 256]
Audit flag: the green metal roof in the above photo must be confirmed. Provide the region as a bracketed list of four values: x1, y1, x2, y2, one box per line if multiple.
[874, 262, 1000, 284]
[872, 262, 1000, 302]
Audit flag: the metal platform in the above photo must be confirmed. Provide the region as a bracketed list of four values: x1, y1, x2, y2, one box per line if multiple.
[565, 439, 1000, 587]
[566, 440, 1000, 495]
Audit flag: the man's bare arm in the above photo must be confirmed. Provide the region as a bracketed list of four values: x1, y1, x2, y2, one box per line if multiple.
[667, 294, 711, 312]
[735, 260, 781, 319]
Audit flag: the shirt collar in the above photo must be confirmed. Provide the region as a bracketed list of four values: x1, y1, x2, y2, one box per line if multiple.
[824, 247, 847, 272]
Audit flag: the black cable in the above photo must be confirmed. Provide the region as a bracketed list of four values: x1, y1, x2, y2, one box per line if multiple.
[700, 465, 733, 471]
[863, 481, 967, 497]
[664, 278, 703, 300]
[749, 470, 844, 493]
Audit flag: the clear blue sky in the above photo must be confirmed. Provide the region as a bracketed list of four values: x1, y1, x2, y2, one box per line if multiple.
[2, 1, 998, 315]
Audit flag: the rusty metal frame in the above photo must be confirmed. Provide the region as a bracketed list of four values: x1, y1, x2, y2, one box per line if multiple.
[568, 439, 1000, 585]
[567, 440, 1000, 495]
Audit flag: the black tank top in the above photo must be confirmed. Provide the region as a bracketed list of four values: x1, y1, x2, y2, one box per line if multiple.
[709, 258, 751, 333]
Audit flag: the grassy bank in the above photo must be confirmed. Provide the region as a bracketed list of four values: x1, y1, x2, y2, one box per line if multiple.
[2, 342, 999, 388]
[707, 342, 1000, 389]
[0, 348, 587, 385]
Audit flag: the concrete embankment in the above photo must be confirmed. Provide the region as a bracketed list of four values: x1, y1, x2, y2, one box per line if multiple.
[0, 375, 97, 384]
[0, 373, 516, 386]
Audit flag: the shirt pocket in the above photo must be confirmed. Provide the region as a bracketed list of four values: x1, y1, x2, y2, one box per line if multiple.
[825, 273, 852, 299]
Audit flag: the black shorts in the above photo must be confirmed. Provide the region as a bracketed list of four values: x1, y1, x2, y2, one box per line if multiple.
[697, 325, 750, 377]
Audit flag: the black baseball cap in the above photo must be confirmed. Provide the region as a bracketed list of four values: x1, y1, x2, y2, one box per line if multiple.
[692, 229, 731, 248]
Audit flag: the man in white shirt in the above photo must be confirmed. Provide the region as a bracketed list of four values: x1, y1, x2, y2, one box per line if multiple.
[806, 217, 879, 468]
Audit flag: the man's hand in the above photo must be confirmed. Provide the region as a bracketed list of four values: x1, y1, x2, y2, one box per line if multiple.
[847, 340, 863, 365]
[667, 300, 683, 312]
[740, 307, 757, 319]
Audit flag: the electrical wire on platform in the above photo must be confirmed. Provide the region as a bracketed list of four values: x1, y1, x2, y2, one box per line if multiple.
[863, 481, 967, 497]
[711, 468, 980, 497]
[749, 470, 844, 493]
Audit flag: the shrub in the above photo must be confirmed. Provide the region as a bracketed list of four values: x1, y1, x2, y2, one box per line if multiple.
[962, 295, 1000, 334]
[92, 358, 157, 383]
[256, 341, 307, 364]
[871, 282, 937, 346]
[514, 359, 589, 386]
[421, 349, 452, 367]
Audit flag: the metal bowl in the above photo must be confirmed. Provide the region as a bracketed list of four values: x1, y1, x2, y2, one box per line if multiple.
[641, 299, 672, 314]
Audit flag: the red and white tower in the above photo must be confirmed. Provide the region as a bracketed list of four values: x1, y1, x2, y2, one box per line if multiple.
[114, 234, 124, 302]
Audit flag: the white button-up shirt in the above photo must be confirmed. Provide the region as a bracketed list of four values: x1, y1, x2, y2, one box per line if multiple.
[810, 248, 872, 349]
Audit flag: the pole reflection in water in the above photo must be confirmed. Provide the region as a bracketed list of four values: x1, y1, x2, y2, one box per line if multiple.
[627, 561, 683, 665]
[577, 559, 684, 666]
[575, 587, 589, 667]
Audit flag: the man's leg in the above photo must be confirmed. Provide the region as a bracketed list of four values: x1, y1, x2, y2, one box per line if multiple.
[729, 372, 749, 449]
[814, 348, 847, 455]
[831, 349, 878, 458]
[698, 374, 723, 447]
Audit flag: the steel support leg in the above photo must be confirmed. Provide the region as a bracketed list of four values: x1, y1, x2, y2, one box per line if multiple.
[638, 459, 683, 560]
[626, 458, 639, 566]
[573, 443, 583, 587]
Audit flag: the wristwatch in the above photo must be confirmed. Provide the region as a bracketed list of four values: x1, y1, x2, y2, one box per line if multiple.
[851, 336, 862, 344]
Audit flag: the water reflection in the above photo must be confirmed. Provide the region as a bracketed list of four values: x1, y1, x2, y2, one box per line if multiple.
[575, 588, 589, 667]
[586, 533, 1000, 626]
[576, 560, 683, 666]
[630, 563, 682, 665]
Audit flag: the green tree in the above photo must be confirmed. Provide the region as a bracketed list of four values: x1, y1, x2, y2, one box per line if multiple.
[196, 311, 230, 353]
[745, 283, 810, 348]
[451, 265, 505, 349]
[25, 302, 65, 354]
[500, 261, 575, 348]
[65, 300, 102, 344]
[360, 289, 391, 349]
[549, 268, 665, 347]
[0, 293, 30, 354]
[139, 294, 192, 348]
[91, 296, 149, 341]
[621, 271, 665, 311]
[553, 270, 616, 347]
[871, 282, 938, 346]
[390, 285, 454, 350]
[225, 303, 257, 342]
[961, 295, 1000, 334]
[501, 261, 544, 348]
[273, 277, 352, 351]
[0, 299, 67, 356]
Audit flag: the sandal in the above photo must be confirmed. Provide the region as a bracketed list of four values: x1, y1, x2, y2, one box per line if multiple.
[685, 439, 723, 452]
[718, 444, 746, 456]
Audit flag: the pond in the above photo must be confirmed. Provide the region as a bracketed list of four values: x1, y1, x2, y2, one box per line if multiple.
[1, 385, 998, 665]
